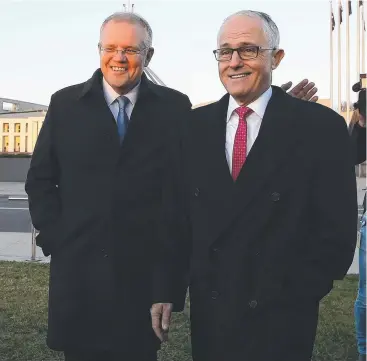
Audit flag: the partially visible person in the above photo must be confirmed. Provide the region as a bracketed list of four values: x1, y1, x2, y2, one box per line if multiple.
[350, 88, 366, 166]
[356, 212, 366, 361]
[350, 83, 366, 361]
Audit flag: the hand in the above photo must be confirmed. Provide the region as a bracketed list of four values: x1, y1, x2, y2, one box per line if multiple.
[358, 118, 366, 128]
[281, 79, 318, 102]
[350, 110, 360, 125]
[350, 110, 366, 128]
[151, 303, 173, 342]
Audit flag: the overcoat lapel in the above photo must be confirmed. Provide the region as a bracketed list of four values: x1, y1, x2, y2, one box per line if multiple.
[209, 86, 301, 246]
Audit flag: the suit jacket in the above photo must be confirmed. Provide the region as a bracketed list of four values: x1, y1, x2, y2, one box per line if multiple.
[178, 86, 357, 361]
[25, 69, 191, 353]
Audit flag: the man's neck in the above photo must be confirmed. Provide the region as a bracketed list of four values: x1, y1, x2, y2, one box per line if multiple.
[233, 85, 271, 107]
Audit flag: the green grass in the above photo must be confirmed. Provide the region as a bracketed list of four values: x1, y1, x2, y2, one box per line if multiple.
[0, 261, 359, 361]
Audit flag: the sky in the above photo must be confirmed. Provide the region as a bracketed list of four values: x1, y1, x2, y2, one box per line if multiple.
[0, 0, 366, 107]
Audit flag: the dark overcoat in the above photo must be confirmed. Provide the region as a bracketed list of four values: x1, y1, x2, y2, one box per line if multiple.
[25, 69, 191, 354]
[180, 87, 357, 361]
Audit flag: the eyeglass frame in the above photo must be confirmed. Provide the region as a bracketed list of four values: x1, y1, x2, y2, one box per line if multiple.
[213, 45, 277, 62]
[98, 45, 149, 56]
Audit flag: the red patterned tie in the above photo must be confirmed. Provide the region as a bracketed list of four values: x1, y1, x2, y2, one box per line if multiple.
[232, 106, 253, 181]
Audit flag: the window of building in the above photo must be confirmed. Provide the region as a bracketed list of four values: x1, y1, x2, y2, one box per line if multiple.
[14, 136, 20, 152]
[2, 123, 9, 132]
[14, 123, 21, 133]
[25, 136, 28, 152]
[25, 123, 28, 132]
[2, 136, 8, 152]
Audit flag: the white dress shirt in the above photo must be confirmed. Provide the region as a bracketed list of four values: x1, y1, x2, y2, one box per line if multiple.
[102, 78, 140, 121]
[225, 87, 272, 174]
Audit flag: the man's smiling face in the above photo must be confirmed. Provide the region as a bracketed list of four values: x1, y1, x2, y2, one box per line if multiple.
[99, 20, 153, 95]
[217, 15, 283, 105]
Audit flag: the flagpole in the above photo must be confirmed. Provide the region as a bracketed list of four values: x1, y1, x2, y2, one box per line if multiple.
[357, 1, 361, 79]
[346, 1, 350, 123]
[330, 0, 334, 109]
[338, 0, 342, 114]
[362, 7, 366, 73]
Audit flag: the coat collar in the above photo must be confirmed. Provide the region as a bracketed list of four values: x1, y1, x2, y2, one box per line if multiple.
[226, 87, 272, 122]
[78, 68, 162, 100]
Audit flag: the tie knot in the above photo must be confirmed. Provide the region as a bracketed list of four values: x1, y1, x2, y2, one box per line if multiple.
[116, 95, 129, 109]
[235, 106, 252, 120]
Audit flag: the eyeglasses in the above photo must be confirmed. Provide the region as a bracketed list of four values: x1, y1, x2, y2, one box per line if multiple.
[99, 46, 147, 56]
[213, 45, 276, 62]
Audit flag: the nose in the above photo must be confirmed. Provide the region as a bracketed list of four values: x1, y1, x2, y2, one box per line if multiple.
[113, 50, 128, 62]
[229, 50, 243, 69]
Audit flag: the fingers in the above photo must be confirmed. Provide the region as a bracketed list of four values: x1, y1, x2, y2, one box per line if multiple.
[285, 79, 319, 102]
[302, 86, 318, 101]
[151, 303, 173, 343]
[298, 82, 316, 100]
[289, 79, 309, 95]
[309, 95, 319, 103]
[280, 81, 292, 92]
[151, 304, 164, 342]
[162, 304, 172, 331]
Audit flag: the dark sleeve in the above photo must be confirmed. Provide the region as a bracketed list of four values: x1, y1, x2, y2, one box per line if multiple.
[350, 122, 366, 165]
[151, 96, 192, 311]
[25, 95, 60, 256]
[292, 112, 358, 301]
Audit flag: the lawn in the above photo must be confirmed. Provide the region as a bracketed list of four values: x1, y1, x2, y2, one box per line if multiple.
[0, 261, 359, 361]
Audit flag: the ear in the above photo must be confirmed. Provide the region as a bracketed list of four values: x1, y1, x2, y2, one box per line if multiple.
[271, 49, 285, 70]
[144, 48, 155, 67]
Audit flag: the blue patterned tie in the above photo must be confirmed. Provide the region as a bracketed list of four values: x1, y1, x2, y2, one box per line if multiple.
[116, 96, 129, 143]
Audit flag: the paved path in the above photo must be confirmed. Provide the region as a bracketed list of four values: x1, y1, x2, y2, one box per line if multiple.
[0, 198, 31, 232]
[0, 182, 27, 197]
[0, 232, 49, 263]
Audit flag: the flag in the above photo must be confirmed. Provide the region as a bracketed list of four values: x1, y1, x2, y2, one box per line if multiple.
[332, 11, 336, 30]
[349, 0, 352, 15]
[339, 4, 343, 23]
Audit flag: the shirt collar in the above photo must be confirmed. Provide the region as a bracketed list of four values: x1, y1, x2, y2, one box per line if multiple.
[226, 86, 273, 122]
[102, 77, 140, 107]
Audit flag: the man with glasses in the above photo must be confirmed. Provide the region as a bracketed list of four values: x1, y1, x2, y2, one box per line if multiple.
[152, 10, 357, 361]
[25, 12, 191, 361]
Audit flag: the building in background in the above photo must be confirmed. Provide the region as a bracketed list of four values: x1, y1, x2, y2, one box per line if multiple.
[0, 98, 47, 153]
[0, 97, 48, 114]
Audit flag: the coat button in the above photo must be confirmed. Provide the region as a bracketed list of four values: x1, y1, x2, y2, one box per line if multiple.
[271, 192, 280, 202]
[194, 188, 200, 197]
[249, 300, 258, 308]
[211, 290, 220, 299]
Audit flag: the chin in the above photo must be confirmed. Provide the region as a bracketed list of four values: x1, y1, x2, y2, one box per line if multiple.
[230, 89, 250, 100]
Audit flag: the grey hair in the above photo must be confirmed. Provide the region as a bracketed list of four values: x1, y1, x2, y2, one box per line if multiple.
[219, 10, 280, 48]
[99, 12, 153, 49]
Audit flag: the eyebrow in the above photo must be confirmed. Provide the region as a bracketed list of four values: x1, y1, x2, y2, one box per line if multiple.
[100, 44, 141, 50]
[219, 42, 256, 48]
